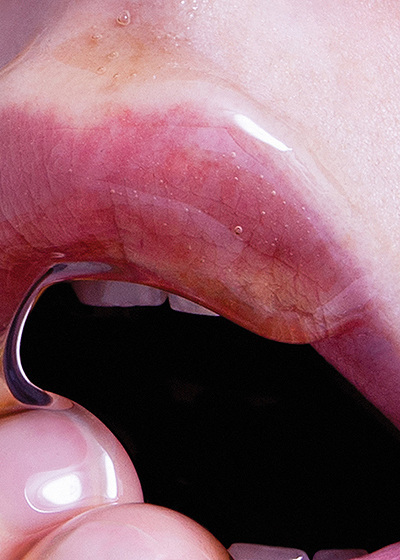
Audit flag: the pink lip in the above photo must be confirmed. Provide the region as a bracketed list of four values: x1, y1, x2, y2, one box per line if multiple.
[3, 85, 392, 433]
[0, 95, 370, 345]
[4, 86, 400, 559]
[1, 3, 400, 556]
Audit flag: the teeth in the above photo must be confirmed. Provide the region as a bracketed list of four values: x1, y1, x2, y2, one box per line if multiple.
[72, 281, 167, 307]
[228, 544, 368, 560]
[312, 550, 368, 559]
[228, 543, 310, 560]
[168, 294, 218, 316]
[72, 280, 218, 316]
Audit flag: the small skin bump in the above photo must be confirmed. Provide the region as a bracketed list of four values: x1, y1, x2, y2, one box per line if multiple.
[51, 10, 211, 93]
[116, 10, 131, 26]
[107, 51, 119, 60]
[53, 28, 154, 88]
[90, 33, 103, 42]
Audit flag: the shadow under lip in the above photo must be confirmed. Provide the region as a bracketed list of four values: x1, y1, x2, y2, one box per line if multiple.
[21, 282, 400, 557]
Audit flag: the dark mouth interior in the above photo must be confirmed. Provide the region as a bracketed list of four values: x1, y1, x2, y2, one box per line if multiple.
[20, 283, 400, 557]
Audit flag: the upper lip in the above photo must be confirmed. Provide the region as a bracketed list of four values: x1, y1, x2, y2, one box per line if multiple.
[1, 7, 400, 555]
[0, 72, 397, 429]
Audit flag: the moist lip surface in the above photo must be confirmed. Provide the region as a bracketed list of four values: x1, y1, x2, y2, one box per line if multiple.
[1, 0, 400, 558]
[1, 0, 400, 432]
[0, 97, 371, 344]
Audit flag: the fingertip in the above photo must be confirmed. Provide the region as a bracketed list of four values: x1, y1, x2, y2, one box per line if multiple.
[23, 503, 231, 559]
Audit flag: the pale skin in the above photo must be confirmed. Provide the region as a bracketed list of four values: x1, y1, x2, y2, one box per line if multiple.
[0, 0, 400, 558]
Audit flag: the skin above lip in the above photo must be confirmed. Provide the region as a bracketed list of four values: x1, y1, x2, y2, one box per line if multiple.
[1, 0, 400, 557]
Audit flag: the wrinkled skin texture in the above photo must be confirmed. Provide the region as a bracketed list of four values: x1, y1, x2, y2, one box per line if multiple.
[0, 0, 400, 558]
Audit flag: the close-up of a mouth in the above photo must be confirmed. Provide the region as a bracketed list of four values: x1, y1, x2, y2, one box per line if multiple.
[1, 1, 400, 558]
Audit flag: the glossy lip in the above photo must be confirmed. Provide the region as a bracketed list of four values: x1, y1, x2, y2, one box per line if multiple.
[4, 33, 400, 432]
[0, 88, 371, 340]
[0, 91, 382, 449]
[0, 0, 378, 349]
[0, 4, 400, 556]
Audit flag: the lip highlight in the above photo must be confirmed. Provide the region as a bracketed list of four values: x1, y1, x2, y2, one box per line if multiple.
[1, 1, 400, 557]
[0, 95, 370, 347]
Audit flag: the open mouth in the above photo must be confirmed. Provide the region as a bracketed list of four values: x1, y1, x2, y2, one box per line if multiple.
[1, 1, 400, 558]
[19, 280, 400, 559]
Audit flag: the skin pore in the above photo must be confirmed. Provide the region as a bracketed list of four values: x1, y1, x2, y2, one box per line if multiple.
[1, 0, 400, 558]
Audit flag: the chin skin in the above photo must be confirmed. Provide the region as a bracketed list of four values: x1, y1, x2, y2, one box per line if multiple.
[0, 0, 399, 558]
